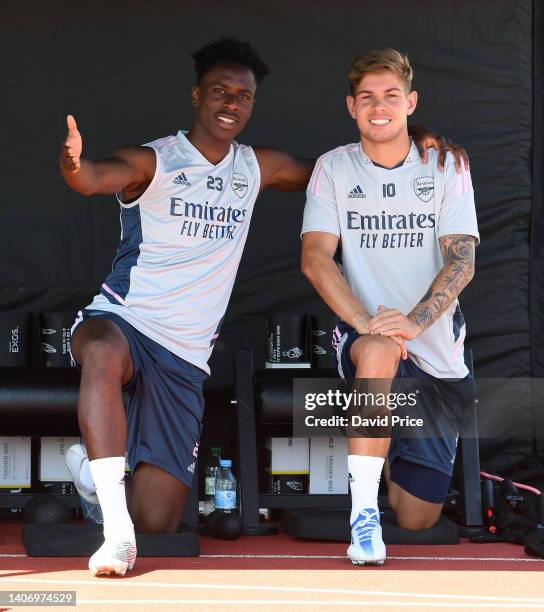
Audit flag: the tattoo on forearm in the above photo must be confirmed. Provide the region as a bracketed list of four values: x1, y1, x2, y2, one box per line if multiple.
[420, 286, 433, 302]
[409, 235, 475, 331]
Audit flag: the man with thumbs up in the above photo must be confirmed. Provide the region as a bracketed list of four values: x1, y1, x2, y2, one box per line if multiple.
[60, 38, 468, 577]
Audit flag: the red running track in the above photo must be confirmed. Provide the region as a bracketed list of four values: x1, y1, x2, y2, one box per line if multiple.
[0, 521, 542, 573]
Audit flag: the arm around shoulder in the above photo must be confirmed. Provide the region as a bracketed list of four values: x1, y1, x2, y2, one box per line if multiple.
[254, 146, 315, 193]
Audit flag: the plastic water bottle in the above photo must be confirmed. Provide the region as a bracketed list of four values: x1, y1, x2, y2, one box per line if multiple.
[203, 447, 221, 516]
[214, 459, 237, 511]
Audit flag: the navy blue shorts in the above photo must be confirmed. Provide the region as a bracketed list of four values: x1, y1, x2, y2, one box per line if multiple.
[333, 322, 475, 504]
[72, 309, 207, 487]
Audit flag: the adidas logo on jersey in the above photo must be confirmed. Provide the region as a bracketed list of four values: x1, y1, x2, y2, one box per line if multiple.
[348, 185, 366, 198]
[173, 172, 190, 186]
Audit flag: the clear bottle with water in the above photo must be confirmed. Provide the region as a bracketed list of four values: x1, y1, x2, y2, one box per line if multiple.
[214, 459, 237, 511]
[203, 446, 221, 516]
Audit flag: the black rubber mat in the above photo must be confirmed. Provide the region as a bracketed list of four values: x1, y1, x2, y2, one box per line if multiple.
[23, 523, 199, 557]
[281, 507, 460, 544]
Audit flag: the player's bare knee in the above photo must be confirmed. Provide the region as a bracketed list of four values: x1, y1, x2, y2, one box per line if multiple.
[353, 336, 400, 377]
[132, 510, 180, 535]
[396, 512, 439, 531]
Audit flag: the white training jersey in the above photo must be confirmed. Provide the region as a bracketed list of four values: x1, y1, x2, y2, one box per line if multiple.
[85, 131, 261, 374]
[302, 141, 479, 379]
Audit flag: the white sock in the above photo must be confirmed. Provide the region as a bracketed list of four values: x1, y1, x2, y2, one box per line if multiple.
[89, 457, 134, 541]
[348, 455, 385, 524]
[78, 456, 96, 497]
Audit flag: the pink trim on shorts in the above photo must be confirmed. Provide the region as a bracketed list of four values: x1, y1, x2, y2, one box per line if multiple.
[101, 283, 126, 305]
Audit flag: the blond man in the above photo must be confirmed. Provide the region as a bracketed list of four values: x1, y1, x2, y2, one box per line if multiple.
[301, 49, 478, 565]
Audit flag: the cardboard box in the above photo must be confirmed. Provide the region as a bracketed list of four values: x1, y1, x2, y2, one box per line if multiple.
[266, 437, 310, 495]
[0, 437, 31, 488]
[265, 437, 310, 474]
[309, 436, 348, 494]
[39, 437, 81, 482]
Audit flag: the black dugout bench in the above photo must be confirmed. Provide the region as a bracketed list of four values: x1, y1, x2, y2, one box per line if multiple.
[1, 347, 483, 554]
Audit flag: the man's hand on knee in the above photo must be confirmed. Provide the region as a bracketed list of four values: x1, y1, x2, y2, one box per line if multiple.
[369, 305, 423, 342]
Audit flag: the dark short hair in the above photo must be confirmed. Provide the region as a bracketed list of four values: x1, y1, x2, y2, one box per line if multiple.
[192, 38, 270, 85]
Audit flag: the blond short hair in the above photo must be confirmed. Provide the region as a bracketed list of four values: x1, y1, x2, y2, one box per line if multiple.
[348, 48, 413, 95]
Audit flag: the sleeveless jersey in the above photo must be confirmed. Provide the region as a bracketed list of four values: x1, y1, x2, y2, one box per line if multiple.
[302, 141, 479, 379]
[85, 131, 261, 374]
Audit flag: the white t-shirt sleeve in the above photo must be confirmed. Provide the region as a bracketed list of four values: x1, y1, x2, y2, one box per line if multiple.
[301, 157, 340, 237]
[437, 154, 480, 244]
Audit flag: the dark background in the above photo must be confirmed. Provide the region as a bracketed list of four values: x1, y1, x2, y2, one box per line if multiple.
[1, 0, 542, 473]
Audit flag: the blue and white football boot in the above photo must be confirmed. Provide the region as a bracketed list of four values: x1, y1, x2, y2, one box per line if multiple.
[347, 507, 386, 565]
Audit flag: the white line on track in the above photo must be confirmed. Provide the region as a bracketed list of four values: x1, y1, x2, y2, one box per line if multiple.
[0, 553, 544, 563]
[200, 553, 544, 562]
[1, 552, 543, 562]
[1, 577, 544, 605]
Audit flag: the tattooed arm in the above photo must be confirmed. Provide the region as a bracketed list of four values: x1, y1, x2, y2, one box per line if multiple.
[367, 234, 476, 340]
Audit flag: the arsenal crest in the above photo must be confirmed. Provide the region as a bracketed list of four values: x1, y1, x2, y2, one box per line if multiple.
[413, 176, 434, 202]
[231, 172, 248, 198]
